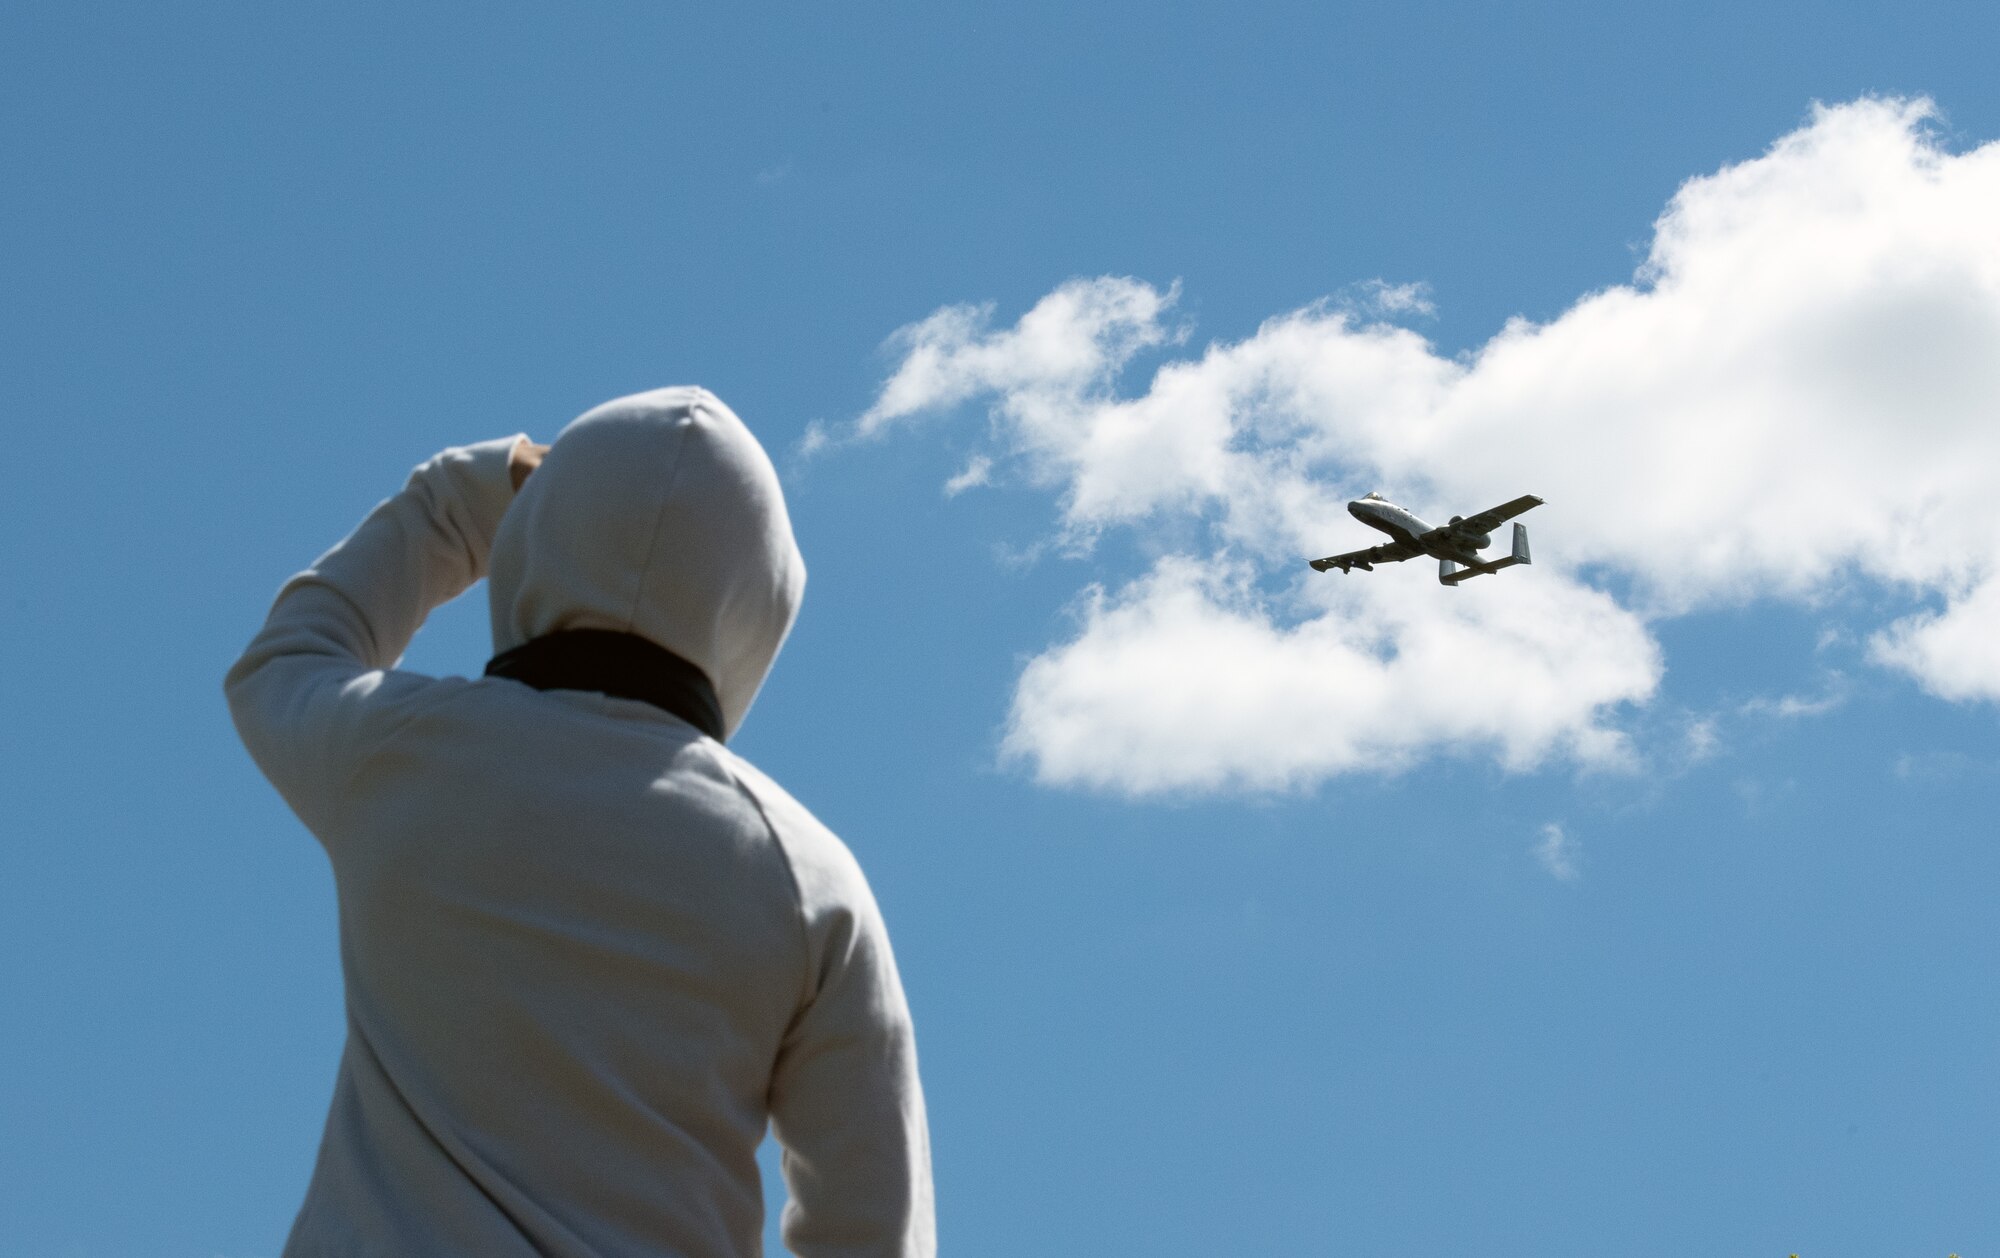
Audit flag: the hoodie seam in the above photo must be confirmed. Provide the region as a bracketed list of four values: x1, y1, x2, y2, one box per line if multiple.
[713, 756, 818, 1020]
[624, 407, 695, 634]
[624, 408, 704, 632]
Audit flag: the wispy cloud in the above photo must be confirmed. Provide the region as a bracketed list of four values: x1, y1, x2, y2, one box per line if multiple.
[943, 455, 992, 497]
[1740, 673, 1849, 719]
[838, 97, 2000, 795]
[1535, 823, 1581, 882]
[1345, 279, 1436, 319]
[1683, 718, 1722, 763]
[1891, 749, 1995, 783]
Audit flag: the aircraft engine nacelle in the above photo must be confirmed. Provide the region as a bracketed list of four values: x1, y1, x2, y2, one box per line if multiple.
[1447, 516, 1490, 550]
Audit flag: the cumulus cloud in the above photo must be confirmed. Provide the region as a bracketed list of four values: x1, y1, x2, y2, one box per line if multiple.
[841, 97, 2000, 795]
[1871, 579, 2000, 700]
[1003, 557, 1655, 793]
[857, 279, 1182, 442]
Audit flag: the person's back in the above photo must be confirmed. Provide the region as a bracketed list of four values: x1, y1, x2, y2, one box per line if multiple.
[225, 387, 934, 1257]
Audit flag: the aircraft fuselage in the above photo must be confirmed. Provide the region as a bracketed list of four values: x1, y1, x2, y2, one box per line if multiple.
[1349, 497, 1490, 565]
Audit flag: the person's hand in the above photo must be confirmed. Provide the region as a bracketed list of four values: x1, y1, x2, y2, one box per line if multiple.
[509, 438, 551, 492]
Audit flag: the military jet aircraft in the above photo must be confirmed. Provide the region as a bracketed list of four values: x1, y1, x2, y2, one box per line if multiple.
[1308, 493, 1544, 586]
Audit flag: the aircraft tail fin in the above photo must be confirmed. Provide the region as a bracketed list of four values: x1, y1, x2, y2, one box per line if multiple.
[1440, 524, 1533, 587]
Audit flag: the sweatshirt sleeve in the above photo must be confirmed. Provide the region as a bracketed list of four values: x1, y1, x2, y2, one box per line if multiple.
[223, 435, 526, 833]
[768, 877, 937, 1258]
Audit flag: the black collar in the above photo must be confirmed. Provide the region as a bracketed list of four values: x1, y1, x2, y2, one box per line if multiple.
[485, 629, 725, 742]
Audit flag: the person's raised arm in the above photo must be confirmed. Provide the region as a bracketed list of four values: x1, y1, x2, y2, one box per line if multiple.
[222, 435, 543, 832]
[768, 879, 936, 1258]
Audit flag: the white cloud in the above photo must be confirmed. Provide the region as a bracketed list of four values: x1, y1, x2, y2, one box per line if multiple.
[1003, 557, 1657, 794]
[856, 279, 1181, 442]
[943, 455, 992, 497]
[843, 97, 2000, 795]
[1362, 281, 1434, 316]
[1871, 578, 2000, 700]
[1535, 823, 1581, 882]
[1739, 673, 1849, 719]
[1683, 718, 1722, 763]
[1891, 749, 1992, 783]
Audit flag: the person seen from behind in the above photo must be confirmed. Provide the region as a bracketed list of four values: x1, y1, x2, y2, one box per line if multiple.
[225, 386, 935, 1257]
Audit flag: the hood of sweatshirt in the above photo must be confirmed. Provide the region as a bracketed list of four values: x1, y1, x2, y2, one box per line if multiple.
[486, 387, 805, 740]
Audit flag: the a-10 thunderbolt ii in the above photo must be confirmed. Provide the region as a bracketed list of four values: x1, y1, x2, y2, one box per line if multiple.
[1308, 492, 1545, 586]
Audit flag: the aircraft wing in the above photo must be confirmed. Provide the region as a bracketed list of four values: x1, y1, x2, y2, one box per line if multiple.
[1455, 494, 1545, 536]
[1308, 538, 1423, 572]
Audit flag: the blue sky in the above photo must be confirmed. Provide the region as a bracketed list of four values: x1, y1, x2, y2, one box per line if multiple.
[5, 4, 1998, 1255]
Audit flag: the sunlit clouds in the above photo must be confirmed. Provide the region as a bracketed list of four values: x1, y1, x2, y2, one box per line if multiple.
[834, 97, 2000, 795]
[1001, 557, 1656, 793]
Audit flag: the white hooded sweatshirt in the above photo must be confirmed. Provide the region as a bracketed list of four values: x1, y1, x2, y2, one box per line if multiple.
[225, 387, 934, 1258]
